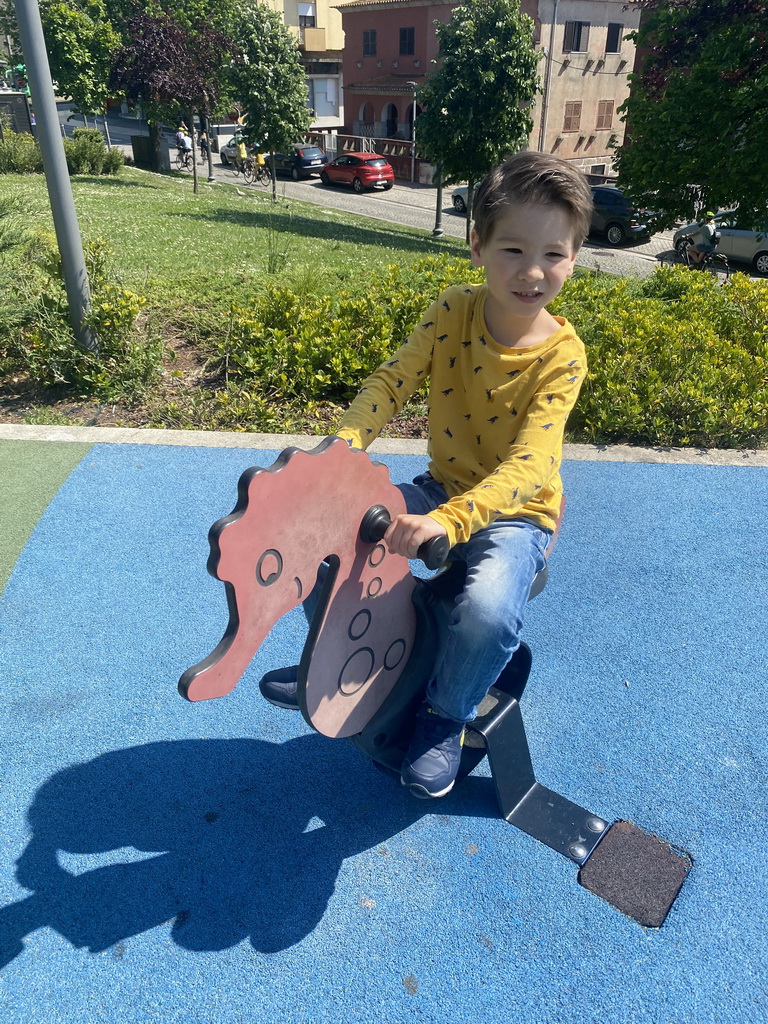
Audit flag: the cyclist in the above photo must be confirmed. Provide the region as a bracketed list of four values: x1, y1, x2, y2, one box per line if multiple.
[197, 125, 209, 162]
[687, 211, 719, 265]
[234, 134, 249, 173]
[175, 124, 193, 160]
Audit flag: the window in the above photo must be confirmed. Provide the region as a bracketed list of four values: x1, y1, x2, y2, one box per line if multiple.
[363, 29, 376, 56]
[606, 23, 623, 53]
[596, 100, 614, 130]
[298, 2, 316, 29]
[400, 27, 415, 55]
[563, 101, 581, 132]
[307, 78, 337, 117]
[563, 21, 590, 53]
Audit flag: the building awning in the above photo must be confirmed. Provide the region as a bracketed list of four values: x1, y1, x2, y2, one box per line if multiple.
[344, 75, 424, 93]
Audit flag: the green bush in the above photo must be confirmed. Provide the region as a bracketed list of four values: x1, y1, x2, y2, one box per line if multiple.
[213, 256, 767, 448]
[0, 232, 160, 401]
[214, 255, 484, 404]
[0, 126, 122, 176]
[550, 267, 768, 448]
[0, 130, 43, 174]
[63, 127, 122, 176]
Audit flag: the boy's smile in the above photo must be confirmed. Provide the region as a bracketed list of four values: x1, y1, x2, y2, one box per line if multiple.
[471, 201, 579, 346]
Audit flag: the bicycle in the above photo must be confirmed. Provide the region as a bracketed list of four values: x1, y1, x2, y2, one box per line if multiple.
[232, 156, 270, 187]
[664, 235, 730, 282]
[252, 162, 270, 186]
[175, 147, 194, 171]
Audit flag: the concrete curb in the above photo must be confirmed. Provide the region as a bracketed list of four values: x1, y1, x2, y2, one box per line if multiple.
[2, 423, 766, 466]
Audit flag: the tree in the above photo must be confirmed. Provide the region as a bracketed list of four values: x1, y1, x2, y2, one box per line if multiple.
[614, 0, 768, 226]
[29, 0, 121, 115]
[110, 6, 233, 182]
[415, 0, 540, 239]
[227, 0, 311, 198]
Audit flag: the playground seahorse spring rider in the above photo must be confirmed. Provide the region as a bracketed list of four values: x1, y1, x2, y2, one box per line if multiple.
[179, 437, 691, 927]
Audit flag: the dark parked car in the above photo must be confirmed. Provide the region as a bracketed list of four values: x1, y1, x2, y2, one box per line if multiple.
[590, 186, 649, 246]
[320, 153, 394, 193]
[265, 144, 327, 179]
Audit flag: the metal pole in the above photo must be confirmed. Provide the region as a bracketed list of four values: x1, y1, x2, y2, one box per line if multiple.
[432, 166, 443, 236]
[407, 81, 417, 183]
[537, 0, 560, 152]
[12, 0, 96, 351]
[204, 113, 216, 184]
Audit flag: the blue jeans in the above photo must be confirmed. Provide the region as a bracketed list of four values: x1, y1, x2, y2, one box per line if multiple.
[305, 473, 552, 725]
[397, 473, 552, 723]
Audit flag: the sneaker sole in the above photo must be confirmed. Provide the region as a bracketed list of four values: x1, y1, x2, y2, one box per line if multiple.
[401, 777, 456, 799]
[262, 695, 300, 710]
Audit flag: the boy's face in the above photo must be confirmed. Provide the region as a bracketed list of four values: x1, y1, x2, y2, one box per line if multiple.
[471, 201, 579, 332]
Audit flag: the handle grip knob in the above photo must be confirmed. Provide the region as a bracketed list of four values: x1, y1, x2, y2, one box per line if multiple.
[359, 505, 449, 571]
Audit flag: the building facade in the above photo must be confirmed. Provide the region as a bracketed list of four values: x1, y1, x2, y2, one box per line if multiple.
[334, 0, 640, 179]
[335, 0, 456, 142]
[264, 0, 346, 129]
[535, 0, 641, 178]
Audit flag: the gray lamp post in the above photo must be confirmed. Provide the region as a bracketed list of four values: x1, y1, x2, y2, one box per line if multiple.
[13, 0, 96, 351]
[406, 81, 417, 183]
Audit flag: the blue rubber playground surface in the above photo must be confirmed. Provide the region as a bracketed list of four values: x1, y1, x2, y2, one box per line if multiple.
[1, 432, 767, 1023]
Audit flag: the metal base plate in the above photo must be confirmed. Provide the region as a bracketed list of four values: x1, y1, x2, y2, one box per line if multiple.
[578, 820, 692, 927]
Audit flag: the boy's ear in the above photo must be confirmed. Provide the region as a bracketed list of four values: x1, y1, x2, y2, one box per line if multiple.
[470, 228, 484, 268]
[565, 241, 581, 277]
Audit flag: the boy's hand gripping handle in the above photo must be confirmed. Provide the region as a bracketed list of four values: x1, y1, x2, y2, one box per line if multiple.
[359, 505, 450, 571]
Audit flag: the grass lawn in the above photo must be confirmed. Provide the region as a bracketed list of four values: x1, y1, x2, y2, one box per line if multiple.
[0, 166, 476, 431]
[0, 168, 470, 330]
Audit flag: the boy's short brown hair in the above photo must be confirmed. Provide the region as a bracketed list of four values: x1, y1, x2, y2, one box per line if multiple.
[472, 150, 593, 250]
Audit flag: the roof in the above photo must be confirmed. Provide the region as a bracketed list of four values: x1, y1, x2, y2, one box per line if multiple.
[334, 0, 454, 9]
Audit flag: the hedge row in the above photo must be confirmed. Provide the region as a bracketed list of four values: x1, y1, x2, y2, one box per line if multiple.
[211, 256, 767, 448]
[0, 127, 123, 176]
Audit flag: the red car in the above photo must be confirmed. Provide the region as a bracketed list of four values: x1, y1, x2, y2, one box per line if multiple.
[320, 152, 394, 193]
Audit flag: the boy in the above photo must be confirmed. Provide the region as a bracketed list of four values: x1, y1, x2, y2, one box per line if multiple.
[261, 150, 593, 799]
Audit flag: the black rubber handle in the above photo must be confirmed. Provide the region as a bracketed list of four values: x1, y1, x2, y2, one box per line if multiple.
[359, 504, 450, 571]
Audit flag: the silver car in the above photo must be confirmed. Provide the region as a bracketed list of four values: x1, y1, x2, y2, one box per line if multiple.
[673, 212, 768, 274]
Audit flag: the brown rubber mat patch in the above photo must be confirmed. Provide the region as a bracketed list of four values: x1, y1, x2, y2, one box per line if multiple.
[578, 820, 692, 927]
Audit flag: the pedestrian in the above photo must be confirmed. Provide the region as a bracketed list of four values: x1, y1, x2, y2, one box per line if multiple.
[260, 150, 593, 800]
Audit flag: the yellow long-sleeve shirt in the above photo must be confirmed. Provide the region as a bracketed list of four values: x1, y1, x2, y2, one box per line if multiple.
[336, 283, 586, 548]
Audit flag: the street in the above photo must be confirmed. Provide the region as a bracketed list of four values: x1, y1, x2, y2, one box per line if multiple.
[59, 103, 676, 279]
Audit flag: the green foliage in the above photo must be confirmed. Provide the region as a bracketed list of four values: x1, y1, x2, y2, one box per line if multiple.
[63, 128, 123, 175]
[0, 127, 122, 176]
[0, 130, 43, 174]
[212, 256, 484, 406]
[0, 230, 161, 401]
[615, 0, 768, 226]
[37, 0, 121, 113]
[550, 268, 768, 448]
[415, 0, 540, 190]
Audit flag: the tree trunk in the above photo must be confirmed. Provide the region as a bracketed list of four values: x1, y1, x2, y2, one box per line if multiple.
[190, 109, 198, 194]
[149, 120, 162, 172]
